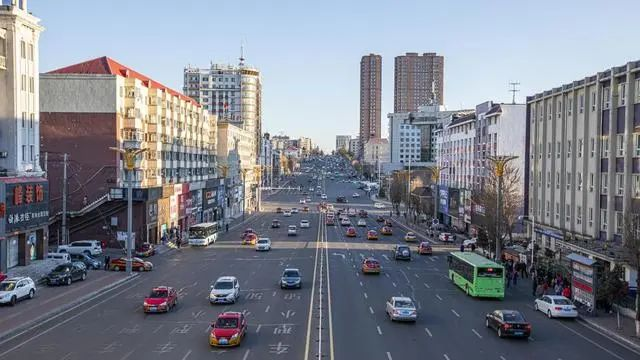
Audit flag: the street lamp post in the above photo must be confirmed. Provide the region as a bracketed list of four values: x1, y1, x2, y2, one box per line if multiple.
[519, 214, 536, 271]
[487, 155, 518, 262]
[428, 166, 448, 225]
[240, 168, 249, 222]
[109, 147, 146, 276]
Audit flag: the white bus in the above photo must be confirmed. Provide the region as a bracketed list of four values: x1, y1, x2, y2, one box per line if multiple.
[188, 222, 219, 246]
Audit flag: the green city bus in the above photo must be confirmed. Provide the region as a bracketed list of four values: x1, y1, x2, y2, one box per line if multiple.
[447, 252, 504, 299]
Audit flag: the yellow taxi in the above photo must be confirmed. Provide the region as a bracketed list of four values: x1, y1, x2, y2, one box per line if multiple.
[242, 233, 257, 245]
[346, 227, 357, 237]
[367, 230, 378, 240]
[361, 257, 381, 274]
[381, 226, 393, 235]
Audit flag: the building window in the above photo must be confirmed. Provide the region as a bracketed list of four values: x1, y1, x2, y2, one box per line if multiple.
[579, 94, 584, 113]
[577, 139, 583, 158]
[556, 172, 560, 189]
[20, 40, 25, 59]
[591, 90, 597, 111]
[547, 171, 551, 188]
[615, 211, 623, 234]
[633, 174, 640, 198]
[636, 79, 640, 103]
[588, 207, 593, 227]
[547, 142, 551, 158]
[589, 173, 594, 192]
[556, 141, 561, 158]
[601, 137, 609, 158]
[603, 87, 611, 109]
[601, 173, 608, 194]
[566, 204, 571, 222]
[616, 134, 624, 157]
[557, 100, 563, 118]
[29, 76, 34, 93]
[566, 172, 571, 190]
[29, 113, 34, 128]
[567, 140, 571, 158]
[555, 202, 560, 220]
[577, 206, 582, 225]
[29, 145, 34, 161]
[567, 98, 573, 116]
[619, 83, 626, 106]
[21, 112, 26, 128]
[634, 133, 640, 157]
[21, 145, 26, 161]
[21, 75, 26, 91]
[546, 201, 550, 217]
[601, 209, 608, 231]
[577, 172, 582, 191]
[590, 138, 595, 158]
[616, 173, 624, 195]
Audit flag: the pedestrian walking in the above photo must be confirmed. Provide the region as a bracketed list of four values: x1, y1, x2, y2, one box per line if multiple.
[103, 255, 110, 271]
[512, 270, 518, 286]
[176, 234, 181, 248]
[470, 243, 476, 252]
[459, 244, 465, 252]
[225, 223, 229, 232]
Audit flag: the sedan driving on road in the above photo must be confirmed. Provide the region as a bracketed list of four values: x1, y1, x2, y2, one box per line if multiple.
[485, 310, 531, 338]
[0, 277, 36, 305]
[209, 312, 247, 347]
[404, 232, 417, 242]
[109, 257, 153, 272]
[357, 219, 367, 227]
[143, 286, 178, 313]
[300, 220, 310, 228]
[386, 296, 417, 322]
[340, 218, 351, 226]
[381, 226, 393, 235]
[393, 245, 411, 261]
[346, 227, 357, 237]
[418, 242, 433, 255]
[288, 225, 298, 236]
[209, 276, 240, 304]
[367, 230, 378, 240]
[534, 295, 578, 318]
[255, 238, 271, 251]
[374, 203, 385, 209]
[361, 257, 381, 274]
[271, 219, 281, 228]
[280, 268, 302, 289]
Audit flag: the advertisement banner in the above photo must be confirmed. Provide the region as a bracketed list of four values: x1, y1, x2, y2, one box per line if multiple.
[204, 188, 218, 209]
[438, 185, 449, 215]
[448, 188, 460, 216]
[3, 178, 49, 233]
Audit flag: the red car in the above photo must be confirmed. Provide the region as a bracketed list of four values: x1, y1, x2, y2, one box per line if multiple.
[0, 272, 6, 283]
[135, 243, 155, 257]
[143, 286, 178, 313]
[418, 241, 433, 255]
[209, 312, 248, 347]
[241, 228, 255, 239]
[361, 257, 381, 274]
[346, 227, 357, 237]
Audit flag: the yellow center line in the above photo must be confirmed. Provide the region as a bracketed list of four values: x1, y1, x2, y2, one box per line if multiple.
[303, 212, 322, 360]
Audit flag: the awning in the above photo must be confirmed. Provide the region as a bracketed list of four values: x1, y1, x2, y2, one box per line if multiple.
[566, 253, 596, 266]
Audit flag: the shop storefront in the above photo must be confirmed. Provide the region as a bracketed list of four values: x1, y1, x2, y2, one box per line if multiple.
[0, 177, 50, 272]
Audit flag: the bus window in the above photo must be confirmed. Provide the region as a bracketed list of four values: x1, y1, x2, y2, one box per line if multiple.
[477, 268, 503, 278]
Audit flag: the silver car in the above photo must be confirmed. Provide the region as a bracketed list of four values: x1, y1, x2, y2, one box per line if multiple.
[255, 238, 271, 251]
[386, 296, 417, 322]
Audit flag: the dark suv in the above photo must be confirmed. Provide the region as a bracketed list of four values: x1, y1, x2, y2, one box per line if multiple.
[393, 245, 412, 261]
[46, 262, 87, 286]
[70, 253, 102, 270]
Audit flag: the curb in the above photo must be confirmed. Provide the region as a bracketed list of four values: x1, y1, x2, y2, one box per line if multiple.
[0, 273, 140, 344]
[577, 316, 640, 353]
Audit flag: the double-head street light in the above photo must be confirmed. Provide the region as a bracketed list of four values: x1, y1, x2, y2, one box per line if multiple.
[487, 155, 518, 262]
[109, 146, 147, 276]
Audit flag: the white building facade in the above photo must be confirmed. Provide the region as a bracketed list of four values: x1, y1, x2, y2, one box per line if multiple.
[363, 138, 390, 166]
[336, 135, 350, 152]
[349, 137, 360, 158]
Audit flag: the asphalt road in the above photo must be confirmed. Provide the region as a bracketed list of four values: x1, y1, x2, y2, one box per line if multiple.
[0, 173, 638, 360]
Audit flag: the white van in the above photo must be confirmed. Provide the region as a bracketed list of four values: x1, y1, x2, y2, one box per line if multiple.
[46, 252, 71, 263]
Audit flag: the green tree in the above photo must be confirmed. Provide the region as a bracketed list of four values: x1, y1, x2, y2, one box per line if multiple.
[622, 205, 640, 336]
[596, 266, 628, 313]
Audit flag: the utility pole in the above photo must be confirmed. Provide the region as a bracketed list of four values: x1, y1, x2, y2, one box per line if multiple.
[61, 153, 68, 245]
[509, 81, 520, 104]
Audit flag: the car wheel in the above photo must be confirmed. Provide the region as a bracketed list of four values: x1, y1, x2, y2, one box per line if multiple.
[547, 310, 553, 319]
[497, 328, 503, 338]
[10, 296, 17, 306]
[81, 272, 86, 281]
[66, 277, 72, 285]
[113, 266, 120, 271]
[533, 302, 538, 311]
[28, 289, 35, 299]
[138, 266, 145, 272]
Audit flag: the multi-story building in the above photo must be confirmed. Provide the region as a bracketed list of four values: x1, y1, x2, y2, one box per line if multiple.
[259, 133, 274, 188]
[298, 137, 312, 157]
[217, 121, 258, 217]
[0, 0, 49, 271]
[394, 52, 444, 112]
[526, 60, 640, 276]
[436, 101, 526, 231]
[349, 137, 360, 158]
[335, 135, 351, 152]
[183, 59, 262, 161]
[359, 54, 382, 157]
[40, 56, 219, 246]
[363, 138, 390, 172]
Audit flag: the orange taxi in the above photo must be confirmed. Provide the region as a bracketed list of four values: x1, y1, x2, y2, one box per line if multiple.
[303, 206, 310, 212]
[361, 257, 381, 274]
[209, 312, 247, 347]
[418, 241, 433, 255]
[367, 230, 378, 240]
[345, 227, 357, 237]
[381, 226, 393, 235]
[242, 232, 258, 245]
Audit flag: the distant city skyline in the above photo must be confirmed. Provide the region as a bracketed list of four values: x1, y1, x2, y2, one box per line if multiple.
[30, 0, 640, 151]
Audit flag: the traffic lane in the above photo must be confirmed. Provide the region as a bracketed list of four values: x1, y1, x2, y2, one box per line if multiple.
[0, 226, 318, 360]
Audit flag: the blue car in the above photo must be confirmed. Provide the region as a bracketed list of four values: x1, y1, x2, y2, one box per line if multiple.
[280, 268, 302, 289]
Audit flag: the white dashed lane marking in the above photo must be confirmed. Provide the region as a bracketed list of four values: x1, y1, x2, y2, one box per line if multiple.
[451, 309, 460, 317]
[424, 327, 433, 337]
[377, 326, 382, 335]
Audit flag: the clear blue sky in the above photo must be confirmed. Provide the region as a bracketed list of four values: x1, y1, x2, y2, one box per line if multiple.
[32, 0, 640, 151]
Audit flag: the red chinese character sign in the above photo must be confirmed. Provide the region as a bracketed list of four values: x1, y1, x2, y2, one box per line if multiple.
[13, 185, 23, 206]
[3, 179, 49, 233]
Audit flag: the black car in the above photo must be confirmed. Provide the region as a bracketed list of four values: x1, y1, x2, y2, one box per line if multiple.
[70, 253, 102, 269]
[393, 245, 412, 261]
[280, 268, 302, 289]
[271, 219, 281, 228]
[336, 196, 347, 203]
[485, 310, 531, 339]
[46, 262, 87, 286]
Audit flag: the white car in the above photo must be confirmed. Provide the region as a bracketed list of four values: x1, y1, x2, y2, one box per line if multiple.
[255, 238, 271, 251]
[439, 232, 453, 242]
[340, 218, 351, 226]
[352, 193, 360, 198]
[386, 296, 417, 322]
[374, 203, 385, 209]
[299, 199, 306, 204]
[288, 225, 298, 236]
[57, 240, 103, 256]
[357, 219, 367, 227]
[321, 194, 328, 200]
[463, 238, 477, 248]
[283, 210, 292, 217]
[0, 277, 36, 306]
[534, 295, 578, 318]
[209, 276, 240, 304]
[291, 208, 299, 214]
[300, 220, 310, 228]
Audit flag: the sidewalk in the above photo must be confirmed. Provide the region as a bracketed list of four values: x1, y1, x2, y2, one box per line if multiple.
[578, 309, 640, 352]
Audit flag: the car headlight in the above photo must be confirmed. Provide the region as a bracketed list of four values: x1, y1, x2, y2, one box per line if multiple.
[160, 302, 167, 307]
[210, 333, 217, 340]
[231, 333, 239, 340]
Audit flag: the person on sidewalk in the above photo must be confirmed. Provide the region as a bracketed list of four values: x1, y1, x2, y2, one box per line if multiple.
[470, 243, 476, 252]
[459, 244, 465, 252]
[226, 223, 229, 232]
[562, 285, 571, 298]
[176, 234, 181, 249]
[104, 255, 110, 271]
[512, 270, 518, 286]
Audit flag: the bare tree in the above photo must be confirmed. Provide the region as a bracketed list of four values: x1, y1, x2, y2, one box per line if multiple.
[390, 172, 406, 211]
[623, 204, 640, 337]
[472, 162, 521, 249]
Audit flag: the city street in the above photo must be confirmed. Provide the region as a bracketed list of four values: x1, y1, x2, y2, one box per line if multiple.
[0, 174, 638, 360]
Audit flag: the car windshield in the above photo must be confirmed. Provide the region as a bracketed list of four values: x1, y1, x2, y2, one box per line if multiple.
[215, 317, 238, 329]
[214, 281, 234, 290]
[503, 312, 525, 322]
[0, 282, 16, 291]
[477, 268, 503, 278]
[398, 247, 409, 251]
[553, 298, 572, 305]
[149, 289, 168, 298]
[283, 271, 299, 278]
[258, 239, 269, 244]
[395, 300, 414, 308]
[53, 265, 71, 272]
